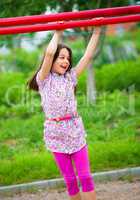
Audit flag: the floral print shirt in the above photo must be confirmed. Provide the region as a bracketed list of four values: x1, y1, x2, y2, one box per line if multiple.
[36, 68, 87, 154]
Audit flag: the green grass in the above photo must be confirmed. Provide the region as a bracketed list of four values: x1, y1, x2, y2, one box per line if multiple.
[0, 139, 139, 185]
[0, 91, 140, 186]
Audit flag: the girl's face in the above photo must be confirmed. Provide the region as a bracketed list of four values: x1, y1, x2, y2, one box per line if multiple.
[51, 48, 70, 75]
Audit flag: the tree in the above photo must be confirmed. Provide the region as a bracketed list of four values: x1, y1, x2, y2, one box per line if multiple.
[0, 0, 47, 48]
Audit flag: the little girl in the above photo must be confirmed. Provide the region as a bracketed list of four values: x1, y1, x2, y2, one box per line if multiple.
[28, 26, 101, 200]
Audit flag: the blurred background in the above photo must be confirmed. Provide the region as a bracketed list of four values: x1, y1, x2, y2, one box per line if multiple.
[0, 0, 140, 186]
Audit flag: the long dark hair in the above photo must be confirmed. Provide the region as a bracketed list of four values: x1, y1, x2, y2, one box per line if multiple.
[27, 43, 73, 91]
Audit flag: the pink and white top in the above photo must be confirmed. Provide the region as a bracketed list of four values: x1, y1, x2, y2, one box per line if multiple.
[36, 68, 87, 154]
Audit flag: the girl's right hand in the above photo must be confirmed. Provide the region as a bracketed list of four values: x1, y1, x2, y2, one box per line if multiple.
[55, 21, 65, 34]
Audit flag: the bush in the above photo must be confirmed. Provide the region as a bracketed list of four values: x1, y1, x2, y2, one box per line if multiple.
[0, 48, 40, 73]
[0, 72, 40, 113]
[0, 72, 25, 105]
[95, 58, 140, 92]
[76, 58, 140, 94]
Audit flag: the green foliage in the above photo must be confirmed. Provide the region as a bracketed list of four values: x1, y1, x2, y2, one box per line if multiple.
[76, 58, 140, 95]
[89, 139, 140, 171]
[0, 0, 130, 18]
[132, 29, 140, 52]
[95, 58, 140, 92]
[0, 0, 47, 17]
[0, 71, 41, 119]
[77, 90, 140, 142]
[0, 72, 25, 106]
[0, 0, 48, 48]
[0, 48, 40, 73]
[0, 152, 58, 185]
[106, 29, 140, 54]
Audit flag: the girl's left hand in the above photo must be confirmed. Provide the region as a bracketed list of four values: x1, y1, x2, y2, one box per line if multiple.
[80, 17, 104, 31]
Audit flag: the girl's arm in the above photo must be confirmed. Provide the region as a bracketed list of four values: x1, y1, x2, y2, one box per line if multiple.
[38, 30, 63, 81]
[74, 27, 101, 77]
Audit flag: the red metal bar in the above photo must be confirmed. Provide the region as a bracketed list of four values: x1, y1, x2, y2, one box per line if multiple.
[0, 5, 140, 27]
[0, 14, 140, 35]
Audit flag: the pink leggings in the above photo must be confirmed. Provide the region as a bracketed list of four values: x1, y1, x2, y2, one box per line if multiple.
[52, 144, 95, 196]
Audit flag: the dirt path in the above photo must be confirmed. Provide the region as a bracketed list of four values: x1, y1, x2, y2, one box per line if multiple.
[1, 178, 140, 200]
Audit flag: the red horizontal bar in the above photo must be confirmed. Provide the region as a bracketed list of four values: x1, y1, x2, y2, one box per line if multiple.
[0, 5, 140, 27]
[0, 15, 140, 35]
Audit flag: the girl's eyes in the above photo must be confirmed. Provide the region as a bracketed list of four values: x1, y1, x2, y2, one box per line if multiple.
[59, 56, 70, 61]
[59, 56, 64, 59]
